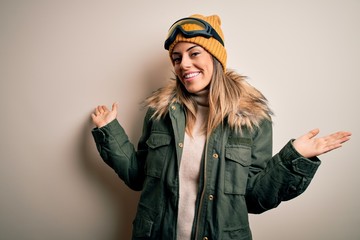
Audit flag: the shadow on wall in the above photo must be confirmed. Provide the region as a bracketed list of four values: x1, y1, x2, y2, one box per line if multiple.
[77, 54, 171, 240]
[79, 119, 140, 240]
[79, 50, 173, 240]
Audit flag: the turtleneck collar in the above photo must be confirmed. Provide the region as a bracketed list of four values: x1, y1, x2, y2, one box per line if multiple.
[192, 88, 209, 107]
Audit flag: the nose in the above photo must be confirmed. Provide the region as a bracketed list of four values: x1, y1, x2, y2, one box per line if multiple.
[179, 55, 191, 70]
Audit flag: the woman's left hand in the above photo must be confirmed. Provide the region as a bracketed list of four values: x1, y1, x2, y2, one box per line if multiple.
[292, 129, 352, 158]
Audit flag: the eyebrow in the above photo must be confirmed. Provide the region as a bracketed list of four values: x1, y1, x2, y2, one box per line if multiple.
[172, 45, 200, 55]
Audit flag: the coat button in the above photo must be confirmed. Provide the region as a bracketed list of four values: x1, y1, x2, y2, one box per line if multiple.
[212, 153, 218, 159]
[203, 237, 208, 240]
[209, 195, 214, 201]
[171, 105, 176, 110]
[178, 142, 183, 148]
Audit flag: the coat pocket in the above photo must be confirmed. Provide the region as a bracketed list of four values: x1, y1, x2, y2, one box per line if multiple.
[133, 217, 153, 238]
[223, 225, 252, 240]
[145, 133, 172, 178]
[132, 202, 160, 239]
[224, 145, 252, 195]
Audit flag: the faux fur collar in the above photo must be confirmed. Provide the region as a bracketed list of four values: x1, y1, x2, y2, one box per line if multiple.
[145, 71, 273, 130]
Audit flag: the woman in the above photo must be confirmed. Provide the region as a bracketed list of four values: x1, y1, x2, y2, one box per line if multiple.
[91, 14, 351, 240]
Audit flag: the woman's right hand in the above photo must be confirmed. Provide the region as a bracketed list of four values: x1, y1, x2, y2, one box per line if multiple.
[91, 102, 118, 128]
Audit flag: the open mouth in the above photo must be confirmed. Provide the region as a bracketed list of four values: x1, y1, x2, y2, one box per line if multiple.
[184, 72, 200, 80]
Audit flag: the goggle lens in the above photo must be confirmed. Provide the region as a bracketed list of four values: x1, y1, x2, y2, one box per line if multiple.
[164, 17, 224, 50]
[167, 19, 208, 38]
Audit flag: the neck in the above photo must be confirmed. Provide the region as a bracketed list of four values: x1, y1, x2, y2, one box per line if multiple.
[192, 88, 209, 107]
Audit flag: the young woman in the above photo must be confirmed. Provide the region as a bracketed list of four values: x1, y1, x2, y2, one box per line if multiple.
[91, 14, 351, 240]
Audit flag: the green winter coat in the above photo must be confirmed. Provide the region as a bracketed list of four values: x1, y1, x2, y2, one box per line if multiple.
[92, 102, 321, 240]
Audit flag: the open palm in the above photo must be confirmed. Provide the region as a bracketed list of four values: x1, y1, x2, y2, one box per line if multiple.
[293, 129, 351, 158]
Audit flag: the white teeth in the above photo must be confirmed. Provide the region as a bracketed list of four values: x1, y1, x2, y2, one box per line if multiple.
[184, 72, 200, 79]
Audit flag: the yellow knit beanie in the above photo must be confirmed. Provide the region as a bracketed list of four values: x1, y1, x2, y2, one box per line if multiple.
[166, 14, 227, 71]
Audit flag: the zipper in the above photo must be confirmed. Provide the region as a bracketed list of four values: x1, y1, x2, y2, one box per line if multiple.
[194, 139, 209, 240]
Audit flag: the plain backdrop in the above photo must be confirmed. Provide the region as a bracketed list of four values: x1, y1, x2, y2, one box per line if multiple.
[0, 0, 359, 239]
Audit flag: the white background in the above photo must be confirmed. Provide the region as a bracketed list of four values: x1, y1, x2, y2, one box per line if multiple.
[0, 0, 359, 239]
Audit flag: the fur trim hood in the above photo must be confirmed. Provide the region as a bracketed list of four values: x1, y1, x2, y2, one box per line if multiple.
[145, 70, 273, 130]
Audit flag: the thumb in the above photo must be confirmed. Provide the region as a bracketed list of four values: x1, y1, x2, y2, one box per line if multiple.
[307, 128, 320, 139]
[111, 102, 118, 112]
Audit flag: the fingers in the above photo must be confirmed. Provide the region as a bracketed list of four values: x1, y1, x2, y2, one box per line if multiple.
[307, 129, 351, 144]
[320, 131, 352, 154]
[336, 131, 352, 140]
[328, 131, 352, 144]
[95, 106, 102, 115]
[94, 105, 109, 115]
[92, 103, 118, 118]
[99, 105, 108, 113]
[295, 129, 351, 158]
[91, 113, 96, 121]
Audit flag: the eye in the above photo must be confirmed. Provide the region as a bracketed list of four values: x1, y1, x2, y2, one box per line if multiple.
[191, 52, 200, 57]
[172, 57, 181, 64]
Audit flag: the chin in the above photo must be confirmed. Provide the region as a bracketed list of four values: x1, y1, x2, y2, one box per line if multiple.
[185, 87, 199, 94]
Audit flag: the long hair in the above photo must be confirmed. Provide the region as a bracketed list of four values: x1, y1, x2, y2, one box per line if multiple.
[144, 57, 272, 137]
[178, 58, 272, 137]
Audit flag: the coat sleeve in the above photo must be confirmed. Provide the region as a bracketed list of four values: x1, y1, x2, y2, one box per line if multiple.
[91, 109, 153, 191]
[245, 119, 321, 214]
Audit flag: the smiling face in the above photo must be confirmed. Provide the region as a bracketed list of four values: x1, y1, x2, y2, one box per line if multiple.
[171, 42, 214, 94]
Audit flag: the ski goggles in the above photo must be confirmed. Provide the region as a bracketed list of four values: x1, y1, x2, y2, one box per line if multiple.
[164, 17, 224, 50]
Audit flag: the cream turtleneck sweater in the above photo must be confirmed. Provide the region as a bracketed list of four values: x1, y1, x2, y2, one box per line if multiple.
[176, 90, 209, 240]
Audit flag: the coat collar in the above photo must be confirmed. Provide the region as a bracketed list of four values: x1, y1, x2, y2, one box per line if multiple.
[145, 72, 272, 130]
